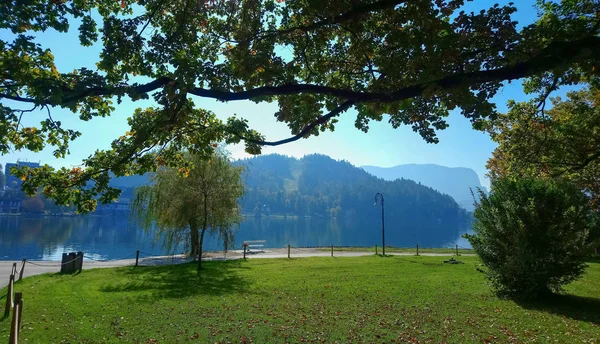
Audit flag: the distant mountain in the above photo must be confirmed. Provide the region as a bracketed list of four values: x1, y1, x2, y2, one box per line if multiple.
[236, 154, 470, 234]
[361, 164, 486, 211]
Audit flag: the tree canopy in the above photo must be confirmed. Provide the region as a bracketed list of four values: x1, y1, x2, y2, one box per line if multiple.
[466, 177, 591, 299]
[486, 82, 600, 206]
[237, 154, 468, 226]
[131, 151, 244, 270]
[1, 0, 599, 212]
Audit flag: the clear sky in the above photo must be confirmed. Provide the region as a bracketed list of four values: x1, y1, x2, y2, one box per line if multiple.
[0, 0, 561, 189]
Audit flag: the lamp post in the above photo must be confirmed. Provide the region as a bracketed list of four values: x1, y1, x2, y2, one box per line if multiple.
[374, 192, 385, 256]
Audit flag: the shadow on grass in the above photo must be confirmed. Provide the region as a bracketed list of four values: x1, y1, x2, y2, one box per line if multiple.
[586, 257, 600, 264]
[516, 294, 600, 325]
[375, 254, 396, 258]
[99, 259, 252, 302]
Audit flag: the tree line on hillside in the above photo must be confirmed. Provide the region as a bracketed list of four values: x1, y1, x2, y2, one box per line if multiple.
[237, 154, 470, 228]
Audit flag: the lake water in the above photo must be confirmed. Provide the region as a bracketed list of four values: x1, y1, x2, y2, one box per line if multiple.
[0, 215, 472, 261]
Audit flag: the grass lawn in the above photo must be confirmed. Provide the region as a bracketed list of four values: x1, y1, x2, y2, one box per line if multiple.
[1, 256, 599, 343]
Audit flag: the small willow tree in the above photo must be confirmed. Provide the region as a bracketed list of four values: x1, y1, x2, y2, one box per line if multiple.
[132, 152, 244, 270]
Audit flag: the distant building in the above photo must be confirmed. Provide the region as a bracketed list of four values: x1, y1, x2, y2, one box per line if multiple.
[0, 199, 21, 213]
[5, 161, 41, 189]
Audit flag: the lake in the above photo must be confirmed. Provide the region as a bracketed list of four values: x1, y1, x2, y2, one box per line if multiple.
[0, 215, 472, 261]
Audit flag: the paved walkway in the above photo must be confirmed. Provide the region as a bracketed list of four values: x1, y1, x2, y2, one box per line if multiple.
[1, 249, 472, 287]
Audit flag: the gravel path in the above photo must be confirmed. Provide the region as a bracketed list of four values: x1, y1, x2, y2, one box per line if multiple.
[1, 249, 472, 287]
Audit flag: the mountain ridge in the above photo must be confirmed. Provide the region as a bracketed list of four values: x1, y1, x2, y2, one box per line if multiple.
[236, 154, 468, 222]
[361, 164, 486, 211]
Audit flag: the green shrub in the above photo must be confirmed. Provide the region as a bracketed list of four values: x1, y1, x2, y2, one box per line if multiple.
[588, 212, 600, 256]
[465, 177, 590, 299]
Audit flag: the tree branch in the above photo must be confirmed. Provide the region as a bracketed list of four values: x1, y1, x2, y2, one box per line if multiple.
[194, 36, 599, 101]
[275, 0, 407, 36]
[1, 36, 598, 114]
[238, 100, 355, 146]
[538, 151, 600, 178]
[573, 151, 600, 171]
[136, 0, 167, 39]
[537, 76, 560, 116]
[43, 105, 60, 129]
[15, 105, 38, 129]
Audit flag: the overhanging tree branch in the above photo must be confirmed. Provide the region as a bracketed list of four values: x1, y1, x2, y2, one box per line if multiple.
[573, 151, 600, 171]
[537, 76, 560, 116]
[2, 37, 598, 107]
[274, 0, 408, 36]
[238, 100, 356, 146]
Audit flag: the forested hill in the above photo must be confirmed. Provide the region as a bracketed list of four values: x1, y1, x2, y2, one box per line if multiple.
[235, 154, 470, 227]
[361, 164, 486, 211]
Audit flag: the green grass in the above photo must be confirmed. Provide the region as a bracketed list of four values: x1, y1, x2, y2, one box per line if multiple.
[323, 246, 474, 255]
[2, 256, 599, 343]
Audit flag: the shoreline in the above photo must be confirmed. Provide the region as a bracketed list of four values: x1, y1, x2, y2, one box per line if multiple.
[0, 246, 473, 263]
[0, 249, 475, 287]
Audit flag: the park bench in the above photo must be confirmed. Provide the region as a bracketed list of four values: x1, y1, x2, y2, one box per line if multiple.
[243, 240, 266, 252]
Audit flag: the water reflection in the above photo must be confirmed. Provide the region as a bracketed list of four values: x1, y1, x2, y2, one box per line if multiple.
[0, 215, 472, 261]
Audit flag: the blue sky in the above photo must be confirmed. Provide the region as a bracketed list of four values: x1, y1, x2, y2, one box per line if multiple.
[0, 0, 556, 189]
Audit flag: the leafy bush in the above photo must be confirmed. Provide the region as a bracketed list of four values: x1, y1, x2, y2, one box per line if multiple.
[465, 177, 590, 299]
[587, 212, 600, 256]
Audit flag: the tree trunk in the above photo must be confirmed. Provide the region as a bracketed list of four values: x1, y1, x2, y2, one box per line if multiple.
[190, 224, 199, 258]
[198, 227, 206, 271]
[198, 192, 209, 271]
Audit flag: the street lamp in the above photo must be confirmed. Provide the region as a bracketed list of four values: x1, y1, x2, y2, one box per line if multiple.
[374, 192, 385, 256]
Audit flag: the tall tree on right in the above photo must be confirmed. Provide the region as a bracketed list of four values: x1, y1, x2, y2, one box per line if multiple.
[486, 81, 600, 250]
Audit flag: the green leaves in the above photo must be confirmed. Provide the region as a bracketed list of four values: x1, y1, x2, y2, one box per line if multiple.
[78, 15, 98, 46]
[1, 0, 600, 211]
[466, 177, 590, 299]
[486, 84, 600, 211]
[131, 151, 244, 259]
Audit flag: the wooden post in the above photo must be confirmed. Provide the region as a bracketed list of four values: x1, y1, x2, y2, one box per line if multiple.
[73, 253, 79, 272]
[11, 263, 17, 276]
[416, 244, 419, 256]
[16, 293, 22, 334]
[76, 252, 83, 272]
[135, 250, 140, 267]
[19, 259, 26, 281]
[331, 245, 334, 257]
[243, 245, 247, 260]
[9, 292, 22, 344]
[68, 252, 77, 273]
[287, 244, 291, 259]
[60, 253, 67, 273]
[375, 245, 378, 255]
[4, 274, 14, 318]
[456, 244, 459, 256]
